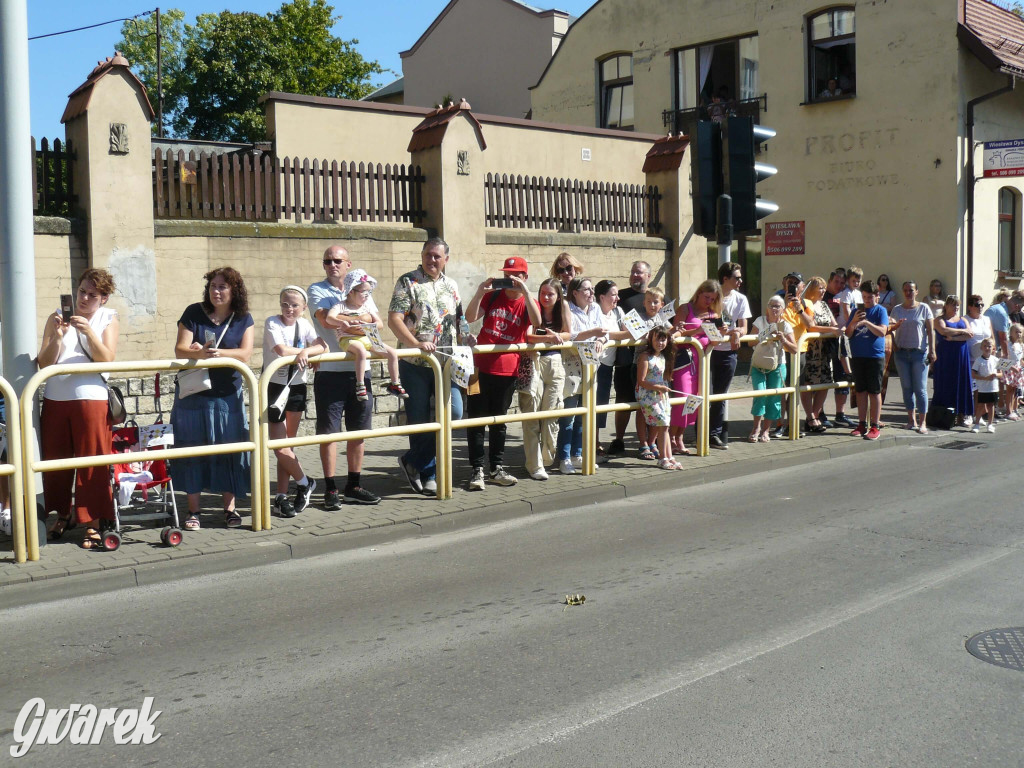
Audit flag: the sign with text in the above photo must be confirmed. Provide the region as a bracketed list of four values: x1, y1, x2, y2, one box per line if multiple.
[764, 221, 805, 256]
[983, 140, 1024, 178]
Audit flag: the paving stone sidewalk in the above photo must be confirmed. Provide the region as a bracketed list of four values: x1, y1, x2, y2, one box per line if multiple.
[0, 394, 970, 607]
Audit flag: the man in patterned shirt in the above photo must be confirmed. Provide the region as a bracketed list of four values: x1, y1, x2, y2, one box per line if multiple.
[388, 237, 465, 496]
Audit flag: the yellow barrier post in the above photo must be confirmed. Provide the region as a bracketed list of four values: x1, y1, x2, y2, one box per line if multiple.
[0, 376, 27, 563]
[20, 358, 260, 561]
[788, 347, 802, 441]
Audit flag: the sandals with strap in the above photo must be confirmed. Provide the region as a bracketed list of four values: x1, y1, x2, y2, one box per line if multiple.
[355, 383, 369, 402]
[48, 513, 74, 541]
[224, 509, 242, 528]
[80, 528, 103, 550]
[184, 515, 201, 531]
[639, 445, 656, 460]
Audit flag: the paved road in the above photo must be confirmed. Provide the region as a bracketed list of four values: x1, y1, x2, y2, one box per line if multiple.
[1, 433, 1021, 766]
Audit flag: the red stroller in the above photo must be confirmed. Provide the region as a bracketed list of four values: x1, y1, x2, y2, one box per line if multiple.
[108, 419, 183, 551]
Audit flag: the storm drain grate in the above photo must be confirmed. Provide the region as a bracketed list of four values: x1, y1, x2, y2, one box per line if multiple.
[935, 440, 988, 451]
[966, 628, 1024, 671]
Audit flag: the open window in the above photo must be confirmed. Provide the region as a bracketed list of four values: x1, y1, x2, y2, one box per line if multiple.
[667, 35, 760, 132]
[999, 187, 1021, 273]
[599, 54, 634, 130]
[807, 8, 855, 102]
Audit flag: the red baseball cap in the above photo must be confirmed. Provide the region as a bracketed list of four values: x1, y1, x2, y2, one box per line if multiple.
[501, 256, 528, 275]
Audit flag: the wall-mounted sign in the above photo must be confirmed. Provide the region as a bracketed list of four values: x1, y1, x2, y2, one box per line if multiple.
[581, 148, 591, 162]
[764, 221, 805, 256]
[983, 140, 1024, 178]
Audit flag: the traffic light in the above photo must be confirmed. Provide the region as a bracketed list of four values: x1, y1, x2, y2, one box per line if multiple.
[691, 121, 722, 237]
[722, 115, 778, 233]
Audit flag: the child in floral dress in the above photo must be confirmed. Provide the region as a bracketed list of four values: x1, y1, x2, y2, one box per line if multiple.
[636, 327, 680, 469]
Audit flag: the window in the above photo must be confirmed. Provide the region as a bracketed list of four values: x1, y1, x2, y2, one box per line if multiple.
[808, 8, 855, 101]
[999, 187, 1020, 272]
[599, 54, 633, 130]
[673, 34, 759, 119]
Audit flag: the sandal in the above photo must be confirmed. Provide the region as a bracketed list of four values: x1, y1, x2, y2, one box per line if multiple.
[639, 445, 656, 460]
[385, 382, 409, 399]
[184, 515, 201, 531]
[48, 513, 74, 541]
[658, 457, 677, 470]
[355, 383, 369, 402]
[224, 509, 242, 528]
[749, 432, 759, 443]
[650, 444, 661, 459]
[80, 528, 103, 550]
[675, 445, 691, 455]
[759, 432, 771, 443]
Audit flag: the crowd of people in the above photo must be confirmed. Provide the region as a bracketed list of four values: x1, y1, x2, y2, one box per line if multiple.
[18, 242, 1024, 547]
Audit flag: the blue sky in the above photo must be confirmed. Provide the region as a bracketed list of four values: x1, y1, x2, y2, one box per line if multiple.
[27, 0, 595, 140]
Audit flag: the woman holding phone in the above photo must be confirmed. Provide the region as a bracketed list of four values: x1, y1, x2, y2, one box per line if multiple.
[170, 267, 255, 530]
[37, 269, 119, 548]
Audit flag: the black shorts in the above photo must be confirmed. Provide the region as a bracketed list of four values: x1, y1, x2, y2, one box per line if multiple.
[613, 364, 637, 402]
[851, 357, 884, 395]
[314, 371, 372, 434]
[978, 391, 999, 404]
[267, 382, 308, 423]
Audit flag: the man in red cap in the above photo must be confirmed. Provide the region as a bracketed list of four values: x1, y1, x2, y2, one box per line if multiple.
[463, 256, 543, 491]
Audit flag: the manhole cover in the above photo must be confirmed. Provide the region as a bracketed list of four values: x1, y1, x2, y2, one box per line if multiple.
[966, 628, 1024, 671]
[935, 440, 988, 451]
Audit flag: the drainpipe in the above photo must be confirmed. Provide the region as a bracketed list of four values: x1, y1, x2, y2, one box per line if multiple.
[966, 75, 1014, 297]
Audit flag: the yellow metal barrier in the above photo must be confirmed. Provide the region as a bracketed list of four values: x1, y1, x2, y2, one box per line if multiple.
[1, 376, 27, 563]
[258, 348, 445, 522]
[19, 358, 262, 561]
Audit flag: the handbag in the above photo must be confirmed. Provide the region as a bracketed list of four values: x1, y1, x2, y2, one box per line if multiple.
[175, 315, 233, 398]
[514, 353, 535, 392]
[268, 323, 302, 420]
[926, 402, 955, 430]
[76, 335, 127, 424]
[751, 335, 783, 372]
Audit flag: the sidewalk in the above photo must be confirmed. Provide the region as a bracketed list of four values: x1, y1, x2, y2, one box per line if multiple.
[0, 395, 972, 608]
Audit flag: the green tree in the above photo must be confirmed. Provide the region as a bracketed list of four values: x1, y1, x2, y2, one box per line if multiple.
[116, 0, 383, 142]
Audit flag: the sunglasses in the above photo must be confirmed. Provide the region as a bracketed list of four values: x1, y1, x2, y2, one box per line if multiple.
[971, 302, 985, 308]
[557, 266, 575, 275]
[323, 258, 347, 265]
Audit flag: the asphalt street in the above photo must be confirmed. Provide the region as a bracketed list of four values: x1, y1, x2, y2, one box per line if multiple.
[1, 432, 1021, 767]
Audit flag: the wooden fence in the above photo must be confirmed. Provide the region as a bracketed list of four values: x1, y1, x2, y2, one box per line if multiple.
[152, 149, 425, 224]
[484, 173, 660, 235]
[32, 137, 74, 217]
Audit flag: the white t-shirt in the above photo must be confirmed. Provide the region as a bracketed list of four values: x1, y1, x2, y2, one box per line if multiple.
[835, 287, 863, 328]
[598, 306, 624, 366]
[715, 290, 752, 351]
[263, 316, 319, 385]
[308, 278, 379, 374]
[972, 354, 1000, 393]
[965, 315, 993, 360]
[43, 307, 117, 402]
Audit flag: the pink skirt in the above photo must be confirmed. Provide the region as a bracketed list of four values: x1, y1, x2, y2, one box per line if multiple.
[670, 362, 698, 428]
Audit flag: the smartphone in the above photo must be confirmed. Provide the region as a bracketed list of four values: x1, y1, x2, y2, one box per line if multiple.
[535, 327, 549, 335]
[492, 278, 516, 290]
[856, 303, 866, 312]
[204, 330, 217, 346]
[786, 283, 796, 297]
[60, 294, 74, 323]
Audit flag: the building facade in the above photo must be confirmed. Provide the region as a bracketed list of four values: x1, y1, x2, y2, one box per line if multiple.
[531, 0, 1024, 305]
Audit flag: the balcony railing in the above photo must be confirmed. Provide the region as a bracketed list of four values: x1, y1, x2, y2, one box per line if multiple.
[662, 94, 767, 135]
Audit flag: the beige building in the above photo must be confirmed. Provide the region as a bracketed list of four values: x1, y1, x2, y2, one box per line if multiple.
[531, 0, 1024, 306]
[367, 0, 571, 119]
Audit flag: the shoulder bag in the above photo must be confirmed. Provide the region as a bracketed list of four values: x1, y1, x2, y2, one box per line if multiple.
[751, 323, 783, 372]
[77, 332, 127, 424]
[176, 314, 233, 398]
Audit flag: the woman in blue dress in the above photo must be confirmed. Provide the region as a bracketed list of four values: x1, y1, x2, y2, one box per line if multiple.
[932, 295, 974, 424]
[171, 267, 255, 529]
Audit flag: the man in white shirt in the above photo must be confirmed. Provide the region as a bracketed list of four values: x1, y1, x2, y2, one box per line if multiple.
[831, 265, 864, 427]
[710, 262, 751, 448]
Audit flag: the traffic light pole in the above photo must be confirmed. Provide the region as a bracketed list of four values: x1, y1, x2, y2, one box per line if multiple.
[716, 194, 733, 267]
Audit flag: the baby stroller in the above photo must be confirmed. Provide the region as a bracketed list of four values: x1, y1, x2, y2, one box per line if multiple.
[107, 419, 183, 551]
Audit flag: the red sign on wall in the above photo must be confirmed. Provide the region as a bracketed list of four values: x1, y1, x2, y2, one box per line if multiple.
[764, 221, 805, 256]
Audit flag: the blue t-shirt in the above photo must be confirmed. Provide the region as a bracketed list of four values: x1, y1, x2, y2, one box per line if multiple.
[849, 304, 887, 358]
[177, 303, 255, 396]
[984, 302, 1010, 338]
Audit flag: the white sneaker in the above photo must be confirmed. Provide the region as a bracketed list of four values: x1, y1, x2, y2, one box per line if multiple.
[964, 416, 974, 427]
[560, 458, 576, 474]
[468, 467, 486, 491]
[529, 468, 549, 481]
[977, 418, 987, 427]
[489, 465, 518, 486]
[571, 455, 583, 470]
[987, 423, 996, 433]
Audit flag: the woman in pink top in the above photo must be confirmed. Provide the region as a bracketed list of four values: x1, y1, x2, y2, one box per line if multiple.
[668, 279, 721, 454]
